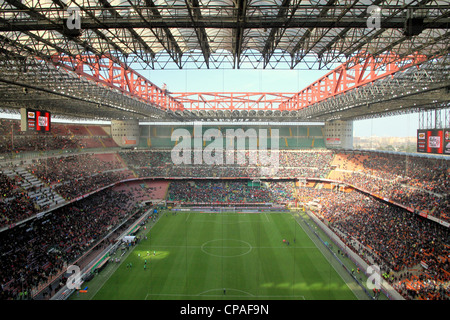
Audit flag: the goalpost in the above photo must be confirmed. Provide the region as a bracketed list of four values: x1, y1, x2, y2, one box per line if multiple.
[218, 206, 235, 213]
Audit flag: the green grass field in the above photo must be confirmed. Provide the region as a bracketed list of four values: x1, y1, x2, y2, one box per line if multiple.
[73, 211, 361, 300]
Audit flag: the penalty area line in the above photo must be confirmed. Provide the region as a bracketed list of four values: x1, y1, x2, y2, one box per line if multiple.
[144, 292, 307, 300]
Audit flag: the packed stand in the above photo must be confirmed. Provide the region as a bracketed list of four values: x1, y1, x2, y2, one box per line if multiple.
[26, 154, 128, 200]
[298, 185, 450, 300]
[119, 149, 334, 179]
[0, 187, 138, 300]
[0, 119, 117, 154]
[0, 173, 39, 227]
[167, 180, 296, 204]
[330, 152, 450, 222]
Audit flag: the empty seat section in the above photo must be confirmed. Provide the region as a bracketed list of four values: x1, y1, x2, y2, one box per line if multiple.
[87, 126, 108, 136]
[308, 126, 323, 137]
[101, 137, 119, 148]
[68, 125, 90, 136]
[150, 137, 176, 148]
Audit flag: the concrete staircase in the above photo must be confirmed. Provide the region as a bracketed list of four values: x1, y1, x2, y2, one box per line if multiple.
[2, 167, 66, 211]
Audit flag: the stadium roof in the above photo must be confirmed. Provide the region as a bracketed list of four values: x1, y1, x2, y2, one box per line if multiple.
[0, 0, 449, 70]
[0, 0, 449, 121]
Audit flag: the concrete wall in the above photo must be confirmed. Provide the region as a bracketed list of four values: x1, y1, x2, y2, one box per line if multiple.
[111, 119, 140, 148]
[324, 120, 353, 149]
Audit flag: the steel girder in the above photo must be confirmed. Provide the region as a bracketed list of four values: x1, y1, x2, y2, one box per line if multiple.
[0, 56, 183, 120]
[0, 49, 447, 122]
[280, 52, 430, 110]
[0, 0, 448, 122]
[50, 54, 184, 111]
[169, 92, 299, 121]
[0, 1, 448, 70]
[294, 55, 450, 121]
[172, 92, 294, 110]
[168, 53, 449, 121]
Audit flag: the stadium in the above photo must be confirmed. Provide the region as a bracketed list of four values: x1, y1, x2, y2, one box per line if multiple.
[0, 0, 449, 306]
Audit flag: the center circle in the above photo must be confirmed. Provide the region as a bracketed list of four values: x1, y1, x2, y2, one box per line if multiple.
[201, 239, 252, 258]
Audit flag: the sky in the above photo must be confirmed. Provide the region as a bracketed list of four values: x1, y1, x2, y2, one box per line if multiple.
[143, 68, 322, 93]
[142, 68, 420, 138]
[0, 67, 420, 138]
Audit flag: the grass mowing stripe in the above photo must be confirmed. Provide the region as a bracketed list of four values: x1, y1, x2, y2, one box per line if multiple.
[80, 211, 357, 300]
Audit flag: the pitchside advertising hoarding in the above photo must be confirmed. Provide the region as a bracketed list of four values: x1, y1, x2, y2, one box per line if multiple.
[20, 108, 51, 132]
[417, 129, 450, 155]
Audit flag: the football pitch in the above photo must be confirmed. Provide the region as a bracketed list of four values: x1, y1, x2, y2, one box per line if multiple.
[73, 210, 363, 300]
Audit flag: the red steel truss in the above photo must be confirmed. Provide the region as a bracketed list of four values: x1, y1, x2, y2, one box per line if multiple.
[48, 54, 184, 112]
[279, 53, 429, 111]
[47, 53, 429, 113]
[174, 53, 429, 111]
[171, 92, 294, 111]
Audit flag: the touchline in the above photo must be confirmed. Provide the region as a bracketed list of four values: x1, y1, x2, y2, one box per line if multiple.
[170, 124, 280, 174]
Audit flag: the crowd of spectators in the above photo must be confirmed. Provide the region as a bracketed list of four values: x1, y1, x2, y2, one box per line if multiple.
[0, 119, 79, 154]
[0, 135, 82, 154]
[27, 154, 124, 185]
[167, 180, 296, 204]
[0, 153, 132, 228]
[54, 171, 130, 200]
[0, 186, 139, 300]
[331, 152, 450, 222]
[0, 173, 39, 227]
[1, 140, 449, 300]
[26, 154, 130, 201]
[279, 150, 333, 175]
[2, 148, 447, 231]
[297, 185, 450, 300]
[361, 153, 449, 194]
[267, 181, 297, 203]
[119, 150, 333, 179]
[0, 119, 117, 154]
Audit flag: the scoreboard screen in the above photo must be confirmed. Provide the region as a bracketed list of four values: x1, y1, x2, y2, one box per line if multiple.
[21, 108, 51, 132]
[417, 129, 450, 155]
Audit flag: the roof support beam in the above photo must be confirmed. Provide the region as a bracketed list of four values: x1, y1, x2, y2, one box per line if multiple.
[281, 53, 429, 111]
[52, 0, 136, 65]
[2, 14, 448, 31]
[343, 0, 446, 63]
[2, 0, 126, 65]
[49, 54, 184, 112]
[233, 0, 248, 69]
[185, 0, 211, 68]
[0, 2, 448, 71]
[289, 0, 340, 69]
[314, 0, 362, 66]
[96, 0, 156, 67]
[141, 0, 184, 69]
[262, 0, 300, 69]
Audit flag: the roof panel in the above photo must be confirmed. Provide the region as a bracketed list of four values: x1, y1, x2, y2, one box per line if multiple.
[0, 0, 447, 69]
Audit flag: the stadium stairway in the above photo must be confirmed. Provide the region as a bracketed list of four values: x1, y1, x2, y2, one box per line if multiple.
[115, 153, 137, 177]
[2, 167, 66, 210]
[325, 153, 337, 179]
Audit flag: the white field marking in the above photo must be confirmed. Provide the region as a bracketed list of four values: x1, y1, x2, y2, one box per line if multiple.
[144, 289, 306, 300]
[291, 211, 358, 298]
[139, 243, 318, 250]
[200, 239, 253, 258]
[198, 288, 254, 297]
[89, 211, 167, 299]
[190, 212, 267, 225]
